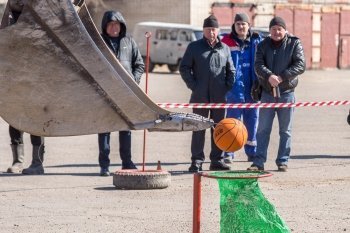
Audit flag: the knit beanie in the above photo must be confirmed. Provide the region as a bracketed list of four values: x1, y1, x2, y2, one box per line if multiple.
[203, 15, 219, 28]
[269, 16, 286, 29]
[234, 13, 250, 24]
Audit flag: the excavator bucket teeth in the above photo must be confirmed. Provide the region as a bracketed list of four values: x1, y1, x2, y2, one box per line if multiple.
[0, 0, 213, 136]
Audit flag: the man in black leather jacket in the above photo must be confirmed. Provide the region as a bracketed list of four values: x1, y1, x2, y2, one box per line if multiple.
[248, 16, 306, 172]
[98, 11, 144, 176]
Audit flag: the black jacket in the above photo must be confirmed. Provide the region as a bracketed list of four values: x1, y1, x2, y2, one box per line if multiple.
[101, 11, 144, 84]
[180, 38, 235, 103]
[254, 34, 306, 93]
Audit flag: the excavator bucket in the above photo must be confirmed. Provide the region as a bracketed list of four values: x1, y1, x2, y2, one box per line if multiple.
[0, 0, 213, 136]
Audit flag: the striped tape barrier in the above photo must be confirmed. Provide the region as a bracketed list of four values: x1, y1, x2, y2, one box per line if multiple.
[157, 100, 350, 109]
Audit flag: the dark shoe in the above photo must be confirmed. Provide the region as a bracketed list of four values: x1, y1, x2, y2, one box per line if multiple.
[209, 161, 231, 171]
[247, 164, 264, 171]
[100, 168, 110, 176]
[22, 145, 45, 175]
[22, 164, 44, 175]
[188, 162, 202, 172]
[277, 165, 288, 172]
[122, 161, 137, 170]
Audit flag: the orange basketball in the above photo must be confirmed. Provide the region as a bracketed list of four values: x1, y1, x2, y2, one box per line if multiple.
[213, 118, 248, 152]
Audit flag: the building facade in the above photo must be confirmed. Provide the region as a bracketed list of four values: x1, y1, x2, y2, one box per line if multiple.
[89, 0, 349, 69]
[1, 0, 350, 69]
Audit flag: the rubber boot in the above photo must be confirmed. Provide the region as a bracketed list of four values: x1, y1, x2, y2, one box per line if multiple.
[22, 145, 45, 175]
[7, 144, 24, 173]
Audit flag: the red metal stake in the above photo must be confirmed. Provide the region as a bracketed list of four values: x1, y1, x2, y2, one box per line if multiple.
[142, 32, 152, 172]
[193, 173, 202, 233]
[144, 32, 151, 94]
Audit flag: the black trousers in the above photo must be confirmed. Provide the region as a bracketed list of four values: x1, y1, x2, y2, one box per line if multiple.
[9, 125, 44, 146]
[191, 108, 225, 163]
[98, 131, 132, 169]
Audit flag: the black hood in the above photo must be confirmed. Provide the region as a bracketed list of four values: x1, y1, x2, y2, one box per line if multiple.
[101, 11, 127, 38]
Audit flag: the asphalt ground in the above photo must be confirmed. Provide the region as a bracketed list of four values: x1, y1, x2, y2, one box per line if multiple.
[0, 68, 349, 233]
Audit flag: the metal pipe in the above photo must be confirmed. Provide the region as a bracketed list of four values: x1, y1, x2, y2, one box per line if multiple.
[142, 32, 152, 172]
[193, 173, 202, 233]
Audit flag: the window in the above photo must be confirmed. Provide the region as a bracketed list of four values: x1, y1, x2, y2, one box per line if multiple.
[156, 29, 168, 40]
[169, 29, 178, 41]
[179, 31, 191, 42]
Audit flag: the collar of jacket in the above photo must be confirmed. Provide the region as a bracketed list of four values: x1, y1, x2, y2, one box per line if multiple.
[203, 37, 223, 49]
[231, 29, 252, 44]
[269, 34, 288, 48]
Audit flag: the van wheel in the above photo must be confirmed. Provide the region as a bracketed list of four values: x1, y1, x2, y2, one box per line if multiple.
[148, 61, 155, 73]
[143, 56, 155, 73]
[168, 64, 179, 73]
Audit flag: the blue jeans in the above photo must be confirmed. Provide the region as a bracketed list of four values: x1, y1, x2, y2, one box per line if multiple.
[252, 90, 295, 168]
[225, 107, 258, 159]
[98, 131, 132, 169]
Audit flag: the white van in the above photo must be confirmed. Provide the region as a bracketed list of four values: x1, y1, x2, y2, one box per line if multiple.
[133, 22, 203, 72]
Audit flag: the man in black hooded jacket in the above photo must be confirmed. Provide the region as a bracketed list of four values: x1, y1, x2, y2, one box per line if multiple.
[98, 11, 144, 176]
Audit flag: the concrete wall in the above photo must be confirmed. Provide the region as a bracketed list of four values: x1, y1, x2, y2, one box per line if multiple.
[190, 0, 217, 27]
[0, 0, 6, 19]
[85, 0, 230, 32]
[86, 0, 194, 33]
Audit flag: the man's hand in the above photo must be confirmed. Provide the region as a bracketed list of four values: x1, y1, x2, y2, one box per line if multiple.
[268, 75, 282, 87]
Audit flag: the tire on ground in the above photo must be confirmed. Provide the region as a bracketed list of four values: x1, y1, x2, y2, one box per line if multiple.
[142, 56, 155, 73]
[113, 170, 171, 189]
[168, 59, 181, 73]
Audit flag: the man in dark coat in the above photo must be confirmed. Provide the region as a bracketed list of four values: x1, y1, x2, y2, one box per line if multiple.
[98, 11, 145, 176]
[180, 15, 236, 172]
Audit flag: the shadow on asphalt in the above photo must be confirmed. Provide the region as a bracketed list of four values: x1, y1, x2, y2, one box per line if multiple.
[291, 154, 350, 159]
[94, 187, 116, 191]
[45, 162, 191, 168]
[0, 172, 98, 177]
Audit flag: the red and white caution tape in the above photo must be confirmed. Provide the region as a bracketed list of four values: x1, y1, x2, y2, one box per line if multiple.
[158, 100, 350, 109]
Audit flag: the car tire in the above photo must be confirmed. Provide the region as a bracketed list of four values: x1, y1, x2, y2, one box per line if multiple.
[113, 169, 171, 190]
[167, 64, 179, 73]
[143, 56, 155, 73]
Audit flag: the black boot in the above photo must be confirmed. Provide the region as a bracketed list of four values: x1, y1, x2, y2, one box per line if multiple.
[7, 144, 24, 173]
[22, 145, 45, 175]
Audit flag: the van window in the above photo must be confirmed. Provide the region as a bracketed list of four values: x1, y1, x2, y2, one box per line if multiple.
[194, 31, 203, 40]
[156, 29, 168, 40]
[169, 29, 178, 41]
[179, 31, 191, 42]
